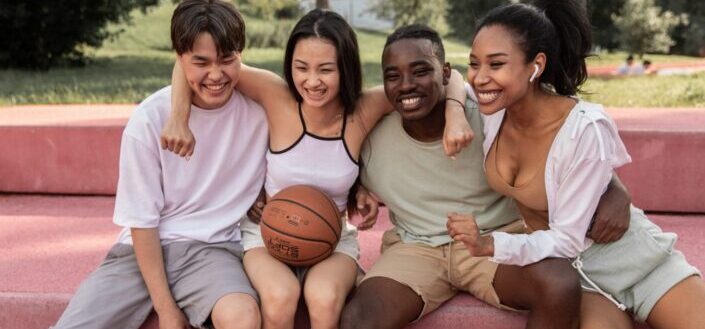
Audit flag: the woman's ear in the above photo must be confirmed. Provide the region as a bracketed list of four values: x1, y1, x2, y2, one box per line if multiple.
[529, 53, 547, 83]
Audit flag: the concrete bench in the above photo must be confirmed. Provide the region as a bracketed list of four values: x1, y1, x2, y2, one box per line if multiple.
[2, 195, 703, 329]
[2, 105, 704, 212]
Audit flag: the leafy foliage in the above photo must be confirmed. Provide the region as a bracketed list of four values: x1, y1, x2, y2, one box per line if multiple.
[0, 0, 159, 70]
[367, 0, 450, 36]
[446, 0, 511, 41]
[656, 0, 705, 55]
[611, 0, 686, 56]
[234, 0, 300, 19]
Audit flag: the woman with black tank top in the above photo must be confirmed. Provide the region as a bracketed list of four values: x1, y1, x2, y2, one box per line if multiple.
[162, 9, 473, 329]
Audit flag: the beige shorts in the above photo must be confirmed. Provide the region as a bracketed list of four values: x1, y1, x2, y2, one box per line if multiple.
[362, 220, 525, 319]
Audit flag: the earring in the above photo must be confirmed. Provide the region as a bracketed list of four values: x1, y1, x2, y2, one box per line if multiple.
[529, 64, 540, 83]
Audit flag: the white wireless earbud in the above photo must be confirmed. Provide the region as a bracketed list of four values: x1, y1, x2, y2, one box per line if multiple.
[529, 64, 540, 83]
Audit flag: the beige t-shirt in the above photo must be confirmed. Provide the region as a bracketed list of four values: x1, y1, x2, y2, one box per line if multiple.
[360, 100, 519, 247]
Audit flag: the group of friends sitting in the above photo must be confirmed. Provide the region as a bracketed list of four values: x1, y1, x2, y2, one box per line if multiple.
[52, 1, 704, 329]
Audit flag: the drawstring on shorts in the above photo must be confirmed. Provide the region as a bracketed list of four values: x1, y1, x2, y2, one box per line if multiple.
[572, 256, 627, 311]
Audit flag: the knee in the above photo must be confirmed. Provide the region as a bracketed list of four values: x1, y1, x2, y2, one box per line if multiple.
[340, 295, 376, 329]
[212, 295, 261, 329]
[530, 259, 582, 311]
[260, 284, 300, 320]
[304, 280, 347, 314]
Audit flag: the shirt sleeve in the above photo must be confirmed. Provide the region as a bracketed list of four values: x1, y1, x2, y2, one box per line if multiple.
[113, 133, 164, 229]
[490, 119, 616, 266]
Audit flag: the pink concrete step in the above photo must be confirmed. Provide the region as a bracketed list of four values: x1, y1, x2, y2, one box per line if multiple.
[2, 105, 704, 212]
[610, 107, 705, 213]
[2, 195, 703, 329]
[0, 105, 132, 195]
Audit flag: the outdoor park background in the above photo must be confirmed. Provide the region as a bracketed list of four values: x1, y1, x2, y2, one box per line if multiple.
[1, 0, 705, 108]
[1, 2, 704, 328]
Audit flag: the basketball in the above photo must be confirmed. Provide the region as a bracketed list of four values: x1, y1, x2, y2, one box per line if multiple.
[260, 185, 342, 266]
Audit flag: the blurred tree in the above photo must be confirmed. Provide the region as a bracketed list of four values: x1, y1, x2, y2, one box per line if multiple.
[586, 0, 625, 50]
[656, 0, 705, 55]
[0, 0, 158, 70]
[612, 0, 687, 56]
[235, 0, 301, 19]
[368, 0, 449, 36]
[446, 0, 510, 42]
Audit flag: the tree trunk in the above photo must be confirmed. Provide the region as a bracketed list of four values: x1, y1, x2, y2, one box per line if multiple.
[316, 0, 330, 9]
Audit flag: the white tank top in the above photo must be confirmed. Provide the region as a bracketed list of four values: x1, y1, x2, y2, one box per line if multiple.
[265, 104, 359, 212]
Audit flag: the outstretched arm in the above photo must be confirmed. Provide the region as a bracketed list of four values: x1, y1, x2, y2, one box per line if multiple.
[161, 61, 291, 158]
[161, 61, 195, 158]
[355, 69, 473, 155]
[443, 69, 474, 157]
[132, 228, 190, 329]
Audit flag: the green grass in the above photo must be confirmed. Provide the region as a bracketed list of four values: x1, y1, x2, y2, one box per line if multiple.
[1, 1, 703, 107]
[581, 72, 705, 107]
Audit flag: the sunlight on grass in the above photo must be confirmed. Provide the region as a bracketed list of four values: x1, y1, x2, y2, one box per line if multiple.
[1, 1, 703, 107]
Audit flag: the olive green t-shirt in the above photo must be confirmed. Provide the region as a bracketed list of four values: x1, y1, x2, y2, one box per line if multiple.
[360, 100, 519, 247]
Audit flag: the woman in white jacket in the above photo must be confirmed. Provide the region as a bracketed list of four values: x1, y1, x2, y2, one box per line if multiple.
[447, 1, 705, 328]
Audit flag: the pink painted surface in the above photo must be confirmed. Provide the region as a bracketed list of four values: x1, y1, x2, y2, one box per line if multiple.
[606, 108, 705, 213]
[0, 104, 134, 126]
[2, 105, 705, 212]
[587, 61, 705, 77]
[0, 105, 133, 195]
[1, 196, 701, 329]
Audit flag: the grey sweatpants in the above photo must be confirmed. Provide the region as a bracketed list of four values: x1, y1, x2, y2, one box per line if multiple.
[53, 241, 258, 329]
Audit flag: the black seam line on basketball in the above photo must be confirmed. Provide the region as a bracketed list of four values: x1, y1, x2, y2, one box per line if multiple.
[323, 195, 342, 239]
[260, 221, 334, 263]
[268, 198, 339, 239]
[260, 220, 334, 250]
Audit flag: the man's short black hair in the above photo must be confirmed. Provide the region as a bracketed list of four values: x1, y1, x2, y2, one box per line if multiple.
[384, 24, 445, 63]
[171, 0, 246, 56]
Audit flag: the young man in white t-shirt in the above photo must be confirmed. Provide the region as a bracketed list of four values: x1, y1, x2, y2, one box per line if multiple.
[53, 1, 267, 329]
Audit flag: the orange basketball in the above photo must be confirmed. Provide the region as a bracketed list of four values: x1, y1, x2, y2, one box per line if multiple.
[260, 185, 342, 266]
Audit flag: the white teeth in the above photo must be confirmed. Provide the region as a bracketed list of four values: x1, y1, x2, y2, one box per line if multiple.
[204, 83, 226, 91]
[401, 97, 420, 106]
[307, 89, 326, 96]
[477, 91, 500, 103]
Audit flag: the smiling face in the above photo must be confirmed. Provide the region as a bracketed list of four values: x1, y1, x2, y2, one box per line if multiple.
[178, 32, 240, 109]
[382, 38, 450, 121]
[291, 37, 341, 109]
[467, 25, 538, 115]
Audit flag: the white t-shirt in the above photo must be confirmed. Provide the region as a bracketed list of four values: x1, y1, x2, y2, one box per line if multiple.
[114, 86, 268, 245]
